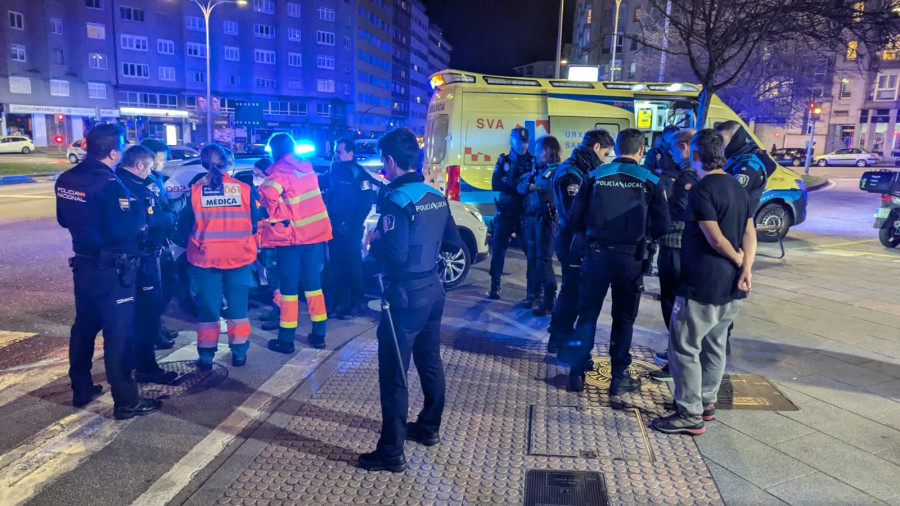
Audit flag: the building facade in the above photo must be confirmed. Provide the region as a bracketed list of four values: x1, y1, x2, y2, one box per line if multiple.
[1, 0, 447, 149]
[571, 0, 653, 82]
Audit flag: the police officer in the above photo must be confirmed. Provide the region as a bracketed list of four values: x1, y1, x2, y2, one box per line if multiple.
[645, 125, 681, 183]
[322, 137, 382, 319]
[716, 120, 776, 214]
[55, 123, 161, 419]
[359, 128, 463, 473]
[518, 135, 561, 317]
[488, 127, 533, 300]
[549, 129, 614, 353]
[116, 145, 179, 385]
[139, 139, 178, 349]
[565, 129, 670, 395]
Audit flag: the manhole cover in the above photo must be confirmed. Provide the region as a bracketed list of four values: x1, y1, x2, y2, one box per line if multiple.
[523, 470, 610, 506]
[527, 405, 654, 462]
[138, 360, 228, 399]
[717, 374, 798, 411]
[584, 356, 658, 388]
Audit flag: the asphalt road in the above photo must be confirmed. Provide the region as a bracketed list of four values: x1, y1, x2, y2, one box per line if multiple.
[0, 169, 896, 504]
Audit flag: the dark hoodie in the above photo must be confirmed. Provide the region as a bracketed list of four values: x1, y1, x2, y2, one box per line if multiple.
[551, 144, 601, 264]
[722, 126, 777, 213]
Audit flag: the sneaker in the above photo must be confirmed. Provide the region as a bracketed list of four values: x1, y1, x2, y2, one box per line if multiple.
[702, 403, 716, 421]
[651, 411, 706, 435]
[655, 351, 668, 363]
[649, 364, 672, 382]
[609, 375, 642, 396]
[358, 451, 407, 473]
[406, 422, 440, 446]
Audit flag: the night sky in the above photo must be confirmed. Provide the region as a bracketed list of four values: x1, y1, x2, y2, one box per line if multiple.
[422, 0, 576, 75]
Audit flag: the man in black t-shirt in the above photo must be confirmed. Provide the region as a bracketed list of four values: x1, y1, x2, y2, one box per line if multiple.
[651, 130, 756, 436]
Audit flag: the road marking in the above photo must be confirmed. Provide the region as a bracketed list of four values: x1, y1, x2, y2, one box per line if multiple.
[132, 346, 330, 506]
[0, 346, 195, 506]
[0, 331, 35, 350]
[788, 239, 877, 250]
[0, 194, 54, 199]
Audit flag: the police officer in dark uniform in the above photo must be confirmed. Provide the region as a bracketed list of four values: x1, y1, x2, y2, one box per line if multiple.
[488, 127, 533, 300]
[140, 139, 179, 349]
[359, 128, 463, 473]
[322, 137, 382, 319]
[565, 129, 670, 395]
[645, 125, 682, 183]
[549, 129, 614, 353]
[716, 121, 776, 214]
[517, 135, 562, 317]
[116, 145, 179, 385]
[55, 123, 161, 419]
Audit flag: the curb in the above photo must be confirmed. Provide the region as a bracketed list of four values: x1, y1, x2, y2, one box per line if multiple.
[806, 178, 830, 192]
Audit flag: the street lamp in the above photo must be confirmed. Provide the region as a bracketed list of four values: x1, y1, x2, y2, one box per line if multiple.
[804, 102, 822, 175]
[609, 0, 623, 82]
[187, 0, 247, 145]
[554, 0, 564, 79]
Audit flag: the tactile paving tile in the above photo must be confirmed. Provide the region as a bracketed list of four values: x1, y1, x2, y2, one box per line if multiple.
[217, 309, 722, 505]
[138, 360, 228, 399]
[528, 406, 653, 462]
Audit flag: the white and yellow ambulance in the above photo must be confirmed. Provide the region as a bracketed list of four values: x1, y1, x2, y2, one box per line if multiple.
[423, 70, 807, 241]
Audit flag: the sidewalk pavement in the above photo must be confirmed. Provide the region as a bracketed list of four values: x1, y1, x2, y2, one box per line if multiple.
[186, 239, 899, 505]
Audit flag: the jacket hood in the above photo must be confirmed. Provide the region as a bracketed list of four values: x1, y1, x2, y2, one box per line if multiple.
[267, 154, 313, 175]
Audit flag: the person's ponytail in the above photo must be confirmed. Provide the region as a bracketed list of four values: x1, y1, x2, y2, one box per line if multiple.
[200, 144, 227, 190]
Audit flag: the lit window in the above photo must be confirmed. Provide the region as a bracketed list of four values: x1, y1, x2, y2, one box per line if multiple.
[288, 52, 302, 67]
[87, 23, 106, 39]
[586, 7, 592, 24]
[254, 23, 275, 38]
[847, 41, 858, 61]
[633, 8, 641, 21]
[88, 82, 106, 99]
[224, 46, 240, 61]
[50, 18, 63, 34]
[874, 73, 898, 100]
[882, 35, 900, 61]
[157, 39, 174, 55]
[223, 20, 238, 35]
[50, 79, 70, 97]
[840, 78, 852, 99]
[187, 43, 206, 58]
[317, 79, 335, 93]
[9, 76, 31, 94]
[159, 66, 175, 81]
[10, 44, 26, 62]
[88, 52, 107, 69]
[254, 49, 276, 65]
[317, 31, 335, 46]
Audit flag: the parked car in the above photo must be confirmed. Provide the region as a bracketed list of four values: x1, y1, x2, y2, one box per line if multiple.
[66, 139, 86, 163]
[245, 143, 268, 155]
[0, 135, 35, 154]
[771, 147, 810, 167]
[813, 148, 881, 167]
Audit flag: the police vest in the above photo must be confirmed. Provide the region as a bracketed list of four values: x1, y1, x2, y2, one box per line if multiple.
[526, 163, 558, 214]
[187, 173, 257, 269]
[496, 152, 533, 204]
[383, 181, 449, 276]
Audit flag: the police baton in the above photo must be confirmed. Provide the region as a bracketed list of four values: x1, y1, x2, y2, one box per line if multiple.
[375, 273, 407, 389]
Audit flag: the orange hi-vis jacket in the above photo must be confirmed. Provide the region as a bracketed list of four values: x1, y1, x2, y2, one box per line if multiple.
[259, 154, 332, 247]
[187, 173, 257, 269]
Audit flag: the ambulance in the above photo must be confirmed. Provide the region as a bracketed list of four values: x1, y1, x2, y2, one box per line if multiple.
[422, 70, 807, 242]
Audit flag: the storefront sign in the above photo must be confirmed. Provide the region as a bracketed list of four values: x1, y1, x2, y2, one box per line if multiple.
[119, 107, 189, 118]
[99, 108, 120, 117]
[9, 104, 96, 116]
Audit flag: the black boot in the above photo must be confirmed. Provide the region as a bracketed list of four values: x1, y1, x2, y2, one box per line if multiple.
[488, 277, 501, 299]
[566, 371, 585, 392]
[609, 374, 642, 396]
[532, 288, 555, 317]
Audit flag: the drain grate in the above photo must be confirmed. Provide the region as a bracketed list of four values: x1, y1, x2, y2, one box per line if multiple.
[717, 374, 798, 411]
[138, 360, 228, 399]
[527, 405, 654, 462]
[523, 470, 610, 506]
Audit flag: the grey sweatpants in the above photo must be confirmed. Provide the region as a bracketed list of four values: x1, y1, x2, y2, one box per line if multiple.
[668, 296, 743, 416]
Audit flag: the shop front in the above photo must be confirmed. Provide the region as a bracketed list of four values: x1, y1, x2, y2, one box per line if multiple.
[4, 104, 99, 147]
[119, 107, 190, 145]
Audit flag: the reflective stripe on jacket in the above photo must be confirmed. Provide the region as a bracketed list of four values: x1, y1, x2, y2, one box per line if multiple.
[187, 173, 257, 269]
[259, 154, 332, 247]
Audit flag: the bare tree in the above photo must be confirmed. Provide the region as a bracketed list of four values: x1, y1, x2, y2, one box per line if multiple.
[636, 0, 899, 127]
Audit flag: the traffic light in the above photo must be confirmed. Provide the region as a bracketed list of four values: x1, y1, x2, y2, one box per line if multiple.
[54, 135, 64, 145]
[56, 114, 64, 121]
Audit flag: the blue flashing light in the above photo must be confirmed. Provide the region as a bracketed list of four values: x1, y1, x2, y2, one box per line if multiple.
[295, 142, 315, 156]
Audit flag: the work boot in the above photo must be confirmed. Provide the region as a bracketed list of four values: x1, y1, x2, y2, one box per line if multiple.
[154, 332, 175, 350]
[609, 374, 642, 396]
[160, 324, 179, 340]
[267, 339, 295, 354]
[358, 451, 407, 473]
[488, 277, 501, 299]
[566, 371, 585, 392]
[406, 422, 441, 446]
[260, 319, 280, 331]
[307, 333, 326, 349]
[259, 306, 280, 322]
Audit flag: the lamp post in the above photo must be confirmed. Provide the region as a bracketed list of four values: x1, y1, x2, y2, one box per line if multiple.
[804, 103, 822, 175]
[188, 0, 246, 145]
[609, 0, 623, 82]
[356, 105, 387, 135]
[554, 0, 564, 79]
